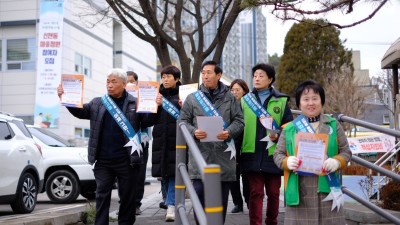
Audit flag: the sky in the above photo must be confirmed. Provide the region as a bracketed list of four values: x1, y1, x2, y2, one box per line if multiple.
[263, 1, 400, 77]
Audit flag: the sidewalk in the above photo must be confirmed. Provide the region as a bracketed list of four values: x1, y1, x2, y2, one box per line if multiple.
[109, 180, 286, 225]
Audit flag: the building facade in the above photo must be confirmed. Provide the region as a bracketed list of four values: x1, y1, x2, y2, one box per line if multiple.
[0, 0, 157, 143]
[202, 7, 267, 86]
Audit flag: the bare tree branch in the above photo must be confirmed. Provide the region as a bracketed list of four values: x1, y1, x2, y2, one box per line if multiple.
[245, 0, 389, 29]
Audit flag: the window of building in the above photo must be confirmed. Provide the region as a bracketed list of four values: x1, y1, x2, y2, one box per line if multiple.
[75, 53, 92, 77]
[74, 127, 90, 139]
[382, 88, 389, 105]
[74, 53, 82, 73]
[383, 114, 390, 124]
[6, 38, 36, 70]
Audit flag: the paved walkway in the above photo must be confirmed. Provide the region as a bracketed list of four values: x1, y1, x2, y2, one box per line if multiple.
[109, 180, 285, 225]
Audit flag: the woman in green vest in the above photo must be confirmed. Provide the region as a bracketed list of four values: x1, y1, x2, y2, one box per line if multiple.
[273, 80, 352, 225]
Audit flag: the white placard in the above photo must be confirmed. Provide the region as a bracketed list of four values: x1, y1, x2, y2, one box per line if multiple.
[196, 116, 224, 142]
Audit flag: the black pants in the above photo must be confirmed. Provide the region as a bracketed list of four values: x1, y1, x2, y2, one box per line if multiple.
[242, 173, 249, 207]
[135, 142, 149, 207]
[230, 164, 244, 207]
[94, 157, 137, 225]
[193, 179, 231, 225]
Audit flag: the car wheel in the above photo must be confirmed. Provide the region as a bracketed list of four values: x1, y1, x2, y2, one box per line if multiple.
[10, 172, 37, 214]
[80, 191, 96, 200]
[46, 170, 80, 204]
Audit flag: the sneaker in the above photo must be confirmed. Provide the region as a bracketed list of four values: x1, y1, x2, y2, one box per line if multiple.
[165, 205, 175, 222]
[159, 201, 168, 209]
[231, 205, 243, 213]
[135, 207, 142, 215]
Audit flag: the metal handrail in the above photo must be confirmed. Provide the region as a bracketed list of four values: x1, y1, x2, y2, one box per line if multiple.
[175, 122, 223, 225]
[375, 142, 400, 167]
[351, 155, 400, 183]
[335, 114, 400, 224]
[342, 187, 400, 224]
[335, 113, 400, 138]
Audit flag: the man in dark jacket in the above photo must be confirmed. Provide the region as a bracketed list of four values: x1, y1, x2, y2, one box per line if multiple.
[57, 68, 160, 225]
[240, 63, 293, 225]
[152, 65, 182, 222]
[178, 61, 244, 224]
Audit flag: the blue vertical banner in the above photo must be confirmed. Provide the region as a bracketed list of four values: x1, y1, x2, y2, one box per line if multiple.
[34, 0, 65, 128]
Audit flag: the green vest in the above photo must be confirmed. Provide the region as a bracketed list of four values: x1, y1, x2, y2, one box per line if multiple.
[283, 116, 338, 206]
[241, 95, 288, 155]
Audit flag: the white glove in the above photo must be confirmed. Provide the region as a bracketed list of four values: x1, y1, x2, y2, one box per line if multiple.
[323, 158, 340, 173]
[287, 156, 300, 170]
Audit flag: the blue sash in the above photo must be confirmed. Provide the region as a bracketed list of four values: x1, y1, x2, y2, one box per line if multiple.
[193, 91, 236, 159]
[162, 97, 180, 120]
[101, 94, 142, 155]
[292, 114, 316, 133]
[242, 93, 279, 129]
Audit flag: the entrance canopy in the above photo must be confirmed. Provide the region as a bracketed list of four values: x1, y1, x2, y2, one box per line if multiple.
[382, 37, 400, 69]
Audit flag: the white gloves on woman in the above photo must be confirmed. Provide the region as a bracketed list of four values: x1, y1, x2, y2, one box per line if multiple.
[287, 156, 300, 170]
[323, 158, 340, 173]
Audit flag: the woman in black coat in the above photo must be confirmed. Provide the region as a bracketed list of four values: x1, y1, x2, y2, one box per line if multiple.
[151, 65, 182, 222]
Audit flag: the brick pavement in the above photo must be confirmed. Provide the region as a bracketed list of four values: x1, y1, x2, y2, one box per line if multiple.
[109, 181, 285, 225]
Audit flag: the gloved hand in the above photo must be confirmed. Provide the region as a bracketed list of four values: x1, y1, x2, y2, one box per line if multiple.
[323, 158, 340, 173]
[287, 156, 300, 170]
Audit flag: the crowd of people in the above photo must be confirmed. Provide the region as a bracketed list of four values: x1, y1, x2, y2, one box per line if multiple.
[57, 61, 352, 225]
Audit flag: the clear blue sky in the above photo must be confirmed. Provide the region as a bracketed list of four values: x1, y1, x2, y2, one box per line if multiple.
[263, 1, 400, 77]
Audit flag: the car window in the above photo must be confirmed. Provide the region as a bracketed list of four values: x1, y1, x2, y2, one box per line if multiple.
[28, 127, 72, 147]
[0, 122, 14, 140]
[12, 120, 32, 138]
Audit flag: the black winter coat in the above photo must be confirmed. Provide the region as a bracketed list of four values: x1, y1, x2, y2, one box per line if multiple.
[151, 82, 181, 178]
[66, 91, 156, 164]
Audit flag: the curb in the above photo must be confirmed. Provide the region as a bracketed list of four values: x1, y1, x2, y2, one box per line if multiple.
[0, 212, 83, 225]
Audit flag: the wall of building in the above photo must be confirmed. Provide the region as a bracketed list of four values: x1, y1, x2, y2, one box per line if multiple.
[0, 0, 157, 142]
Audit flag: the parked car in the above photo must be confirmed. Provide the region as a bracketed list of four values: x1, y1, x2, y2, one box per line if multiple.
[0, 112, 44, 213]
[27, 126, 96, 204]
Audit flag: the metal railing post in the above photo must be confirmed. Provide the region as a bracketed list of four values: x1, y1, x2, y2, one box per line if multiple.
[203, 164, 223, 225]
[175, 123, 187, 225]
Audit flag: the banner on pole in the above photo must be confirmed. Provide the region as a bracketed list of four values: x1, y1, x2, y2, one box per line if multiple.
[33, 0, 65, 128]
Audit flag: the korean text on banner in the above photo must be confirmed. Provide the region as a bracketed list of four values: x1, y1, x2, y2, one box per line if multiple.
[34, 0, 65, 128]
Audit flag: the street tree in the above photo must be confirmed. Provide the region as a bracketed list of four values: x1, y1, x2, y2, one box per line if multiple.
[276, 19, 353, 102]
[88, 0, 244, 84]
[242, 0, 389, 29]
[324, 69, 373, 132]
[268, 53, 281, 71]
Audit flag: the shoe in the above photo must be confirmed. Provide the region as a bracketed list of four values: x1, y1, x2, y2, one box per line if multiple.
[159, 201, 168, 209]
[165, 205, 175, 222]
[135, 207, 142, 215]
[231, 205, 243, 213]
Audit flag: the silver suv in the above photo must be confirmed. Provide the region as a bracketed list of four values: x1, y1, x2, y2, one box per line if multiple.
[27, 126, 96, 204]
[0, 112, 44, 213]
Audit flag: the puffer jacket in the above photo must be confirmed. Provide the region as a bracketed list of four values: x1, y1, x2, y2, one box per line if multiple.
[178, 81, 244, 182]
[66, 91, 156, 164]
[151, 82, 181, 178]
